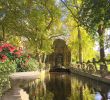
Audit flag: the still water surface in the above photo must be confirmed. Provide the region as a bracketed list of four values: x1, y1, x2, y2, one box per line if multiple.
[26, 72, 110, 100]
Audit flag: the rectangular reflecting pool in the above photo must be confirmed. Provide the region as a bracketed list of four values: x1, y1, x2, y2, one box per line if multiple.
[25, 72, 110, 100]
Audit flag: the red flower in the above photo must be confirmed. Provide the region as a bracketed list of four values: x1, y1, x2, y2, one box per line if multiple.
[2, 43, 12, 48]
[0, 55, 7, 62]
[14, 51, 21, 57]
[8, 47, 16, 53]
[27, 55, 30, 59]
[0, 46, 2, 52]
[1, 59, 6, 62]
[25, 60, 29, 64]
[19, 47, 22, 51]
[2, 55, 7, 60]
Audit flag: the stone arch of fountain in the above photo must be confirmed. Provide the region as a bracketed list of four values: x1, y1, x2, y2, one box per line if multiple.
[46, 39, 71, 68]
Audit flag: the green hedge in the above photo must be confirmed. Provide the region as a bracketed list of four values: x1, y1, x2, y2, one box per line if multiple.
[0, 60, 16, 74]
[16, 58, 39, 72]
[0, 60, 16, 97]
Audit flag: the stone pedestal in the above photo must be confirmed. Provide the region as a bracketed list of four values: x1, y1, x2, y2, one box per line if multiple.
[1, 72, 40, 100]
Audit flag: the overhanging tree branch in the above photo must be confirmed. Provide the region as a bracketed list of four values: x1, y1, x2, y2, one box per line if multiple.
[49, 33, 65, 39]
[44, 0, 53, 30]
[60, 0, 78, 23]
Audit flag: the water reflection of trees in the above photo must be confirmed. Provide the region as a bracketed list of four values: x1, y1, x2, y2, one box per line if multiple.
[27, 73, 110, 100]
[69, 79, 95, 100]
[27, 75, 54, 100]
[70, 74, 110, 100]
[27, 73, 71, 100]
[46, 73, 71, 100]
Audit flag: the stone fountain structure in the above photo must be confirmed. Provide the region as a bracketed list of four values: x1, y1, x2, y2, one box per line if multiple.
[46, 39, 71, 68]
[1, 72, 40, 100]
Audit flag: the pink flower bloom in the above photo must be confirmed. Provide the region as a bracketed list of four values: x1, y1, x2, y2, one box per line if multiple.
[15, 51, 21, 55]
[2, 43, 12, 48]
[0, 46, 2, 52]
[14, 51, 21, 57]
[19, 47, 22, 51]
[2, 55, 7, 60]
[1, 59, 6, 62]
[27, 55, 30, 59]
[8, 47, 16, 53]
[0, 55, 7, 62]
[25, 60, 29, 63]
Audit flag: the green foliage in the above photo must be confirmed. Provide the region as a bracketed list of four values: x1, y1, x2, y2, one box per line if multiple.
[60, 0, 97, 62]
[26, 58, 39, 71]
[0, 60, 16, 97]
[17, 58, 39, 72]
[83, 85, 95, 100]
[0, 0, 109, 63]
[0, 60, 16, 74]
[77, 0, 110, 60]
[0, 75, 10, 97]
[0, 0, 62, 56]
[79, 0, 110, 33]
[0, 43, 39, 72]
[67, 19, 96, 62]
[69, 77, 95, 100]
[7, 36, 22, 47]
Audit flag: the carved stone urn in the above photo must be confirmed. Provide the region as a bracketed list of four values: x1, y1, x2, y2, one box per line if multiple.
[1, 72, 40, 100]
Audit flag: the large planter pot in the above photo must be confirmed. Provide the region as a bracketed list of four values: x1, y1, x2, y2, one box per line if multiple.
[1, 71, 40, 100]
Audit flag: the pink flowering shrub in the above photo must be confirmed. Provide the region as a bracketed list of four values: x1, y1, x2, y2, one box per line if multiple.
[0, 43, 33, 72]
[0, 43, 22, 62]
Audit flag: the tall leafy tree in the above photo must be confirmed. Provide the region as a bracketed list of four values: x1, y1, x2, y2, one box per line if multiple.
[66, 18, 96, 62]
[0, 0, 62, 63]
[60, 0, 84, 63]
[79, 0, 110, 62]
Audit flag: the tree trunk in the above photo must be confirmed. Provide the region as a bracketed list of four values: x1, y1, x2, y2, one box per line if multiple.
[98, 24, 107, 74]
[37, 53, 43, 70]
[38, 53, 42, 63]
[2, 25, 5, 41]
[78, 27, 82, 63]
[42, 53, 46, 63]
[97, 24, 105, 61]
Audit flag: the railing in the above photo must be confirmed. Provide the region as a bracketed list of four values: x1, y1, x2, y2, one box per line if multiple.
[70, 59, 110, 77]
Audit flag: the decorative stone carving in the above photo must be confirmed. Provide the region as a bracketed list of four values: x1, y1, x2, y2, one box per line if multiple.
[1, 72, 40, 100]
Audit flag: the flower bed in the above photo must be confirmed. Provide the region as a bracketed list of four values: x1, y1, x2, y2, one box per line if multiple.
[0, 43, 38, 72]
